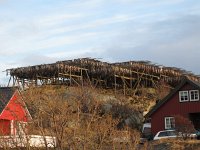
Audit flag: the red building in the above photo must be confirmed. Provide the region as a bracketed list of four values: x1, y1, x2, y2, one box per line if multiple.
[0, 87, 31, 135]
[146, 78, 200, 136]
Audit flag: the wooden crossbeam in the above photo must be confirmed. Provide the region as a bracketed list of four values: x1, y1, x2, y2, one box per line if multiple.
[114, 75, 136, 80]
[131, 70, 160, 79]
[58, 73, 82, 78]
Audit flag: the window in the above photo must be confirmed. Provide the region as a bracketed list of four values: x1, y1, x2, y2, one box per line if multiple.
[190, 90, 199, 101]
[165, 117, 175, 129]
[158, 131, 168, 137]
[158, 130, 176, 137]
[167, 130, 176, 136]
[179, 91, 189, 102]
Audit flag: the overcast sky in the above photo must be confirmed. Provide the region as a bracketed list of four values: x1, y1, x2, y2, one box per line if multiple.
[0, 0, 200, 85]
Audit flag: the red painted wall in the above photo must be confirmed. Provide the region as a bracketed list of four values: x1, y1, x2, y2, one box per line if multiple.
[0, 120, 10, 135]
[0, 92, 28, 122]
[0, 91, 29, 135]
[151, 83, 200, 135]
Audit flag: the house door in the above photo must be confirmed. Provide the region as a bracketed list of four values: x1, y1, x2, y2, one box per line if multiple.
[189, 113, 200, 130]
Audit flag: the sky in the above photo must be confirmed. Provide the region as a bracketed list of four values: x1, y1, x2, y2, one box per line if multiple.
[0, 0, 200, 85]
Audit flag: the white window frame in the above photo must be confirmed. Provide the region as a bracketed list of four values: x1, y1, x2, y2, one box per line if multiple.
[165, 117, 175, 129]
[179, 91, 189, 102]
[189, 90, 199, 101]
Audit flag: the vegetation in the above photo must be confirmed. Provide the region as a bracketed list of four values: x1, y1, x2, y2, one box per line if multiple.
[1, 81, 199, 149]
[174, 115, 195, 140]
[22, 86, 145, 149]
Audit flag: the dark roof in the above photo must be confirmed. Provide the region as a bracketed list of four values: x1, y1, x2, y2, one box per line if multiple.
[145, 78, 200, 118]
[0, 87, 17, 114]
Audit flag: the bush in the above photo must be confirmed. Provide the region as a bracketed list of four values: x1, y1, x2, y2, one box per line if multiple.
[174, 115, 195, 140]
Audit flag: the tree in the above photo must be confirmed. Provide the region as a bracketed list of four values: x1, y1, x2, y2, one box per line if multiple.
[174, 115, 195, 140]
[23, 85, 141, 149]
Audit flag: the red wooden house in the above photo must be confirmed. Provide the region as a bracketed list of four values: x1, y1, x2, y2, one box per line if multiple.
[0, 87, 31, 135]
[145, 78, 200, 136]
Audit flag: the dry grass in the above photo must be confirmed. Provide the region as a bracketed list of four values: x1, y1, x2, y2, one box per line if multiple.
[149, 139, 200, 150]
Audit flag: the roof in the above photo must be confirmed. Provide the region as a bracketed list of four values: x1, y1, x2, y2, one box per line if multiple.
[145, 78, 200, 118]
[0, 87, 17, 114]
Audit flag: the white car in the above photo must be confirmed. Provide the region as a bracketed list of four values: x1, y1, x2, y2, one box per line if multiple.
[154, 130, 197, 140]
[153, 130, 177, 140]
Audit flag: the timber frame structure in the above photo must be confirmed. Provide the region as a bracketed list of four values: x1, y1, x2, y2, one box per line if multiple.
[6, 58, 200, 95]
